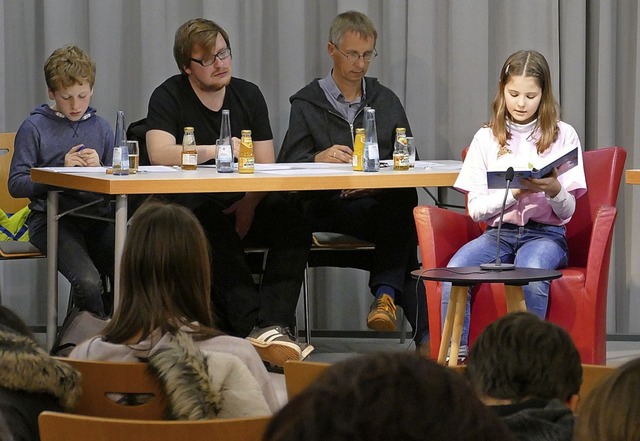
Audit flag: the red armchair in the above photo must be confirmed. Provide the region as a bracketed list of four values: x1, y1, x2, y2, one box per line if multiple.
[414, 147, 626, 364]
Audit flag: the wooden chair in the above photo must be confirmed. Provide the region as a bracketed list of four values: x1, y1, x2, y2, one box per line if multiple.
[0, 132, 30, 213]
[414, 147, 627, 364]
[303, 232, 407, 344]
[0, 133, 44, 259]
[0, 133, 46, 316]
[59, 358, 166, 419]
[38, 411, 271, 441]
[446, 363, 615, 407]
[283, 359, 330, 400]
[301, 232, 376, 343]
[579, 364, 616, 401]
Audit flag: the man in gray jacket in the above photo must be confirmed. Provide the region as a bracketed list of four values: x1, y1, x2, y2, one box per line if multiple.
[278, 11, 428, 353]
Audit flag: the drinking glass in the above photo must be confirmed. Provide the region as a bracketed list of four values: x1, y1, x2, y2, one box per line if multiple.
[405, 137, 416, 167]
[126, 140, 139, 174]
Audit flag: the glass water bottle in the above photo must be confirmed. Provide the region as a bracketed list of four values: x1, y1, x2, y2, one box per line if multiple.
[112, 110, 129, 175]
[363, 108, 379, 172]
[216, 110, 234, 173]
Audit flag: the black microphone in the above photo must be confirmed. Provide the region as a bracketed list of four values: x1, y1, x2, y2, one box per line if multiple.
[480, 166, 516, 271]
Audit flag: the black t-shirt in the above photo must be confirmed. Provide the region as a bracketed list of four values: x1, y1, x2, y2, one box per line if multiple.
[147, 74, 273, 165]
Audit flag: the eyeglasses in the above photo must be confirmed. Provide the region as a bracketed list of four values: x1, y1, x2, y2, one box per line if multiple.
[190, 47, 232, 67]
[331, 43, 377, 63]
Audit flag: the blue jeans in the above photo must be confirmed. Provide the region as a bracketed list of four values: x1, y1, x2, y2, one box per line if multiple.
[441, 222, 568, 346]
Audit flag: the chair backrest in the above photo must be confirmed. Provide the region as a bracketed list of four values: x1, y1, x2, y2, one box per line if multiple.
[59, 358, 166, 420]
[564, 147, 626, 268]
[0, 132, 31, 213]
[307, 232, 375, 269]
[283, 360, 330, 400]
[38, 411, 271, 441]
[579, 364, 616, 403]
[445, 363, 615, 406]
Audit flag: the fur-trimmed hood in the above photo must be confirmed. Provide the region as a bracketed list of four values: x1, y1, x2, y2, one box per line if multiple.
[0, 327, 81, 409]
[147, 330, 271, 420]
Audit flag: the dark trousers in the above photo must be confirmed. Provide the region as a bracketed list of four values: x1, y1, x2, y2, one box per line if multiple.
[185, 192, 312, 337]
[303, 188, 428, 343]
[28, 211, 115, 317]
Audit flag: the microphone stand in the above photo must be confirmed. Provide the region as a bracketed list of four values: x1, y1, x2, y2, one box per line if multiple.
[480, 167, 515, 271]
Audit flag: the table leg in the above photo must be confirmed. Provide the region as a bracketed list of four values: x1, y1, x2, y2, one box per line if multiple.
[504, 285, 527, 312]
[46, 191, 59, 351]
[437, 285, 458, 364]
[448, 286, 467, 366]
[113, 194, 128, 309]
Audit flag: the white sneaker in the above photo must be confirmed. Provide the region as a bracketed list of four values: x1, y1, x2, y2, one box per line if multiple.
[445, 345, 468, 364]
[247, 325, 314, 367]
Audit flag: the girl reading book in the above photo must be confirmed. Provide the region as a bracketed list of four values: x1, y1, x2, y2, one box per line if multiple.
[442, 50, 587, 361]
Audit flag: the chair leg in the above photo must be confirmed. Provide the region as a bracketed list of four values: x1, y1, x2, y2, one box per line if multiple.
[504, 285, 526, 312]
[66, 286, 75, 316]
[399, 308, 406, 343]
[302, 264, 311, 344]
[447, 286, 467, 366]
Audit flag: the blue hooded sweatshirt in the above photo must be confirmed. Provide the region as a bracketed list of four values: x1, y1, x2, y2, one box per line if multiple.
[8, 104, 114, 216]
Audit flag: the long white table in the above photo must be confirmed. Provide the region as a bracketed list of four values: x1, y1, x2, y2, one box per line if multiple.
[31, 161, 461, 348]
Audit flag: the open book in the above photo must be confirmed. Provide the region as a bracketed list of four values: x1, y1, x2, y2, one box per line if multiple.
[487, 146, 579, 189]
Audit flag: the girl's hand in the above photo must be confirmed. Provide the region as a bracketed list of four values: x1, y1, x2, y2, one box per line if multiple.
[519, 168, 562, 198]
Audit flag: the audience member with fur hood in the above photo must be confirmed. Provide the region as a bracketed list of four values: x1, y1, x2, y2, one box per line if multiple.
[0, 306, 81, 441]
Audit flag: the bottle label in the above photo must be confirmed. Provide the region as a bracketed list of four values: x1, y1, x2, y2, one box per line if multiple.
[393, 152, 410, 170]
[363, 142, 379, 172]
[182, 153, 198, 166]
[217, 144, 233, 160]
[217, 144, 234, 172]
[113, 147, 122, 168]
[239, 156, 255, 173]
[112, 146, 129, 175]
[365, 143, 379, 160]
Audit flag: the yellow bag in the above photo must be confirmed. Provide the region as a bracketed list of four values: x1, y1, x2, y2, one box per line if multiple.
[0, 205, 30, 241]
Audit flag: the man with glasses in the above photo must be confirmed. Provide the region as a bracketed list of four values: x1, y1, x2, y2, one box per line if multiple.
[278, 11, 429, 355]
[145, 18, 313, 367]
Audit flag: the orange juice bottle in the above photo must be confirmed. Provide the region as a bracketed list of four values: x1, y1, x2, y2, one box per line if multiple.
[352, 128, 365, 171]
[239, 130, 255, 174]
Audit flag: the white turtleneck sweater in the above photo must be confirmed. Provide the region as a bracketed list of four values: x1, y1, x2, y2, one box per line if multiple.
[454, 119, 587, 227]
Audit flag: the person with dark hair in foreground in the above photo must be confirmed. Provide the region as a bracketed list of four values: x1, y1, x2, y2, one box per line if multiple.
[264, 351, 515, 441]
[0, 306, 81, 441]
[467, 312, 582, 441]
